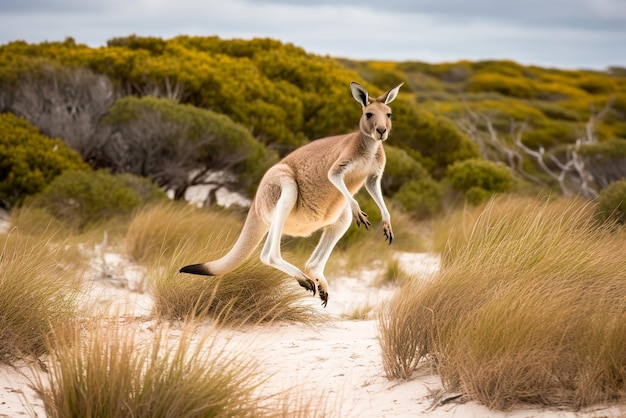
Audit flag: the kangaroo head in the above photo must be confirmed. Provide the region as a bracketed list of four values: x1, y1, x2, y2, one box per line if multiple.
[350, 81, 403, 141]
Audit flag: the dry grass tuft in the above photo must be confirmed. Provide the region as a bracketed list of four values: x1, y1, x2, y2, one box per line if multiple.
[152, 247, 323, 324]
[379, 196, 626, 409]
[37, 321, 266, 418]
[0, 230, 82, 362]
[125, 201, 243, 265]
[126, 203, 323, 324]
[36, 320, 330, 418]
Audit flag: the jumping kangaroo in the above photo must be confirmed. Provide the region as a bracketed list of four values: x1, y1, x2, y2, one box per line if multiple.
[180, 81, 403, 307]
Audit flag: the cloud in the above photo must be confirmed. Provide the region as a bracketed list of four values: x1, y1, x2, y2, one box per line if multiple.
[0, 0, 624, 69]
[250, 0, 626, 30]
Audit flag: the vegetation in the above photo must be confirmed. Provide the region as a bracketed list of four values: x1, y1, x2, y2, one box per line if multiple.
[596, 179, 626, 224]
[0, 36, 479, 213]
[0, 230, 82, 362]
[578, 139, 626, 189]
[38, 322, 273, 418]
[379, 197, 626, 409]
[1, 36, 624, 210]
[446, 158, 514, 204]
[100, 95, 274, 199]
[0, 113, 89, 209]
[1, 34, 626, 414]
[126, 202, 322, 324]
[27, 170, 167, 231]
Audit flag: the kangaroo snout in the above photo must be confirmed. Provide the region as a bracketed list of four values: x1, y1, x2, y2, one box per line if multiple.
[376, 127, 387, 140]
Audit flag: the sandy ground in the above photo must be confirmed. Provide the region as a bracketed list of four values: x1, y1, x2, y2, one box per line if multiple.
[0, 226, 624, 417]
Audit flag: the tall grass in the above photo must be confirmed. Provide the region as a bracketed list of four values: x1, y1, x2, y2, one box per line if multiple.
[37, 320, 329, 418]
[125, 201, 243, 265]
[37, 321, 264, 418]
[379, 196, 626, 409]
[127, 203, 322, 324]
[152, 244, 323, 324]
[0, 229, 82, 362]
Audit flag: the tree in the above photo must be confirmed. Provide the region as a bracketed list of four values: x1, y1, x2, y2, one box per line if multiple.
[457, 99, 621, 198]
[100, 96, 275, 202]
[3, 63, 116, 164]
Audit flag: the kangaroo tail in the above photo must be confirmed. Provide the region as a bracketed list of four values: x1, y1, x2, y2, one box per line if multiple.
[180, 203, 267, 276]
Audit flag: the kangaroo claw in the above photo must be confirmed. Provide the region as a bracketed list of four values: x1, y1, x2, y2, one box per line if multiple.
[319, 290, 328, 308]
[297, 277, 316, 296]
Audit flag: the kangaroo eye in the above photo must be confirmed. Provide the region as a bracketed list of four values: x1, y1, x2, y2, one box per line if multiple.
[365, 112, 373, 119]
[387, 113, 392, 119]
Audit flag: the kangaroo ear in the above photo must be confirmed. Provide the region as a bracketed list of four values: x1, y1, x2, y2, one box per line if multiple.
[350, 82, 369, 107]
[381, 82, 403, 104]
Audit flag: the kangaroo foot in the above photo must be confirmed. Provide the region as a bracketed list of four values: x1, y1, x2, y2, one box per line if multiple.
[297, 277, 316, 296]
[319, 288, 328, 308]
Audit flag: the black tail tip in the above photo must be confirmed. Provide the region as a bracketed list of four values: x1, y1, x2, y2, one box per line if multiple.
[179, 263, 213, 276]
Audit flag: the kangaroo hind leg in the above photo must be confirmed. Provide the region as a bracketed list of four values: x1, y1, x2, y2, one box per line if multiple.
[260, 179, 316, 296]
[305, 204, 352, 307]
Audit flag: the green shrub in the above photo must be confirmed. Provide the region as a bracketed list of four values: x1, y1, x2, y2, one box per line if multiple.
[467, 72, 537, 98]
[0, 113, 89, 208]
[596, 179, 626, 224]
[391, 103, 479, 178]
[117, 172, 168, 203]
[392, 179, 443, 219]
[29, 170, 163, 230]
[369, 69, 410, 92]
[576, 75, 618, 94]
[101, 96, 274, 198]
[446, 158, 514, 204]
[382, 145, 444, 219]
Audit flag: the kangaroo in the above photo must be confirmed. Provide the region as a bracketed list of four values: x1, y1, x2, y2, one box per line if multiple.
[180, 81, 403, 306]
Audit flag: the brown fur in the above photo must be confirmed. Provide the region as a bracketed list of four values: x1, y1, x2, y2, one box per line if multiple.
[180, 82, 403, 306]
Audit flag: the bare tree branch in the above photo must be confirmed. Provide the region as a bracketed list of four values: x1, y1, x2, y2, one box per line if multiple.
[458, 98, 615, 198]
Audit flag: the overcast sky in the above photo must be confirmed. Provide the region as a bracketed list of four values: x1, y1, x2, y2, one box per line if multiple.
[1, 0, 625, 70]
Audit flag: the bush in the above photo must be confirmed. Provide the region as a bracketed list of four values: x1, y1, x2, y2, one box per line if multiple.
[28, 170, 165, 230]
[467, 72, 537, 98]
[153, 254, 322, 323]
[578, 139, 626, 189]
[392, 102, 479, 178]
[0, 113, 89, 209]
[392, 179, 443, 220]
[380, 145, 444, 219]
[125, 202, 242, 265]
[379, 197, 626, 409]
[369, 69, 410, 92]
[117, 172, 169, 203]
[576, 75, 618, 94]
[446, 158, 514, 204]
[596, 179, 626, 224]
[100, 96, 274, 199]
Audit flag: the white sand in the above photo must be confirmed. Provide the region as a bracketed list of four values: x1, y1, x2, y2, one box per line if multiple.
[0, 249, 624, 417]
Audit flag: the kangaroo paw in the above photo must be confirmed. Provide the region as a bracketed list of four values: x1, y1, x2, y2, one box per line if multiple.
[297, 277, 317, 296]
[319, 289, 328, 308]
